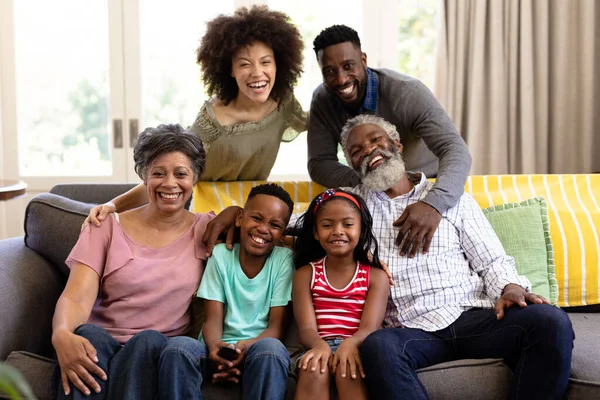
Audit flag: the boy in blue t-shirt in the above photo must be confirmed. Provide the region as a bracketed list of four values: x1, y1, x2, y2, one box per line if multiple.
[197, 183, 295, 399]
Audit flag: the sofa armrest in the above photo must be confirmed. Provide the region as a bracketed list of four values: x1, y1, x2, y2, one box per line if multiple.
[50, 183, 137, 204]
[0, 237, 65, 360]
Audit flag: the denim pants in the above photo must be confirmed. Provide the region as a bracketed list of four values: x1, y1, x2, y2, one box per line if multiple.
[361, 304, 574, 400]
[55, 324, 204, 400]
[198, 337, 291, 400]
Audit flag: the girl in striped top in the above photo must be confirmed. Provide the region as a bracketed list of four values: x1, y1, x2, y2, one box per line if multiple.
[292, 189, 390, 400]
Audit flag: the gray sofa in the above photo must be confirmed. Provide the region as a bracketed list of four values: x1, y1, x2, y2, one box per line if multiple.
[1, 184, 600, 399]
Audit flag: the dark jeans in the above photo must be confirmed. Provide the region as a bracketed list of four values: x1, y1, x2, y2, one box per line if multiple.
[197, 337, 291, 400]
[55, 324, 203, 400]
[361, 304, 574, 400]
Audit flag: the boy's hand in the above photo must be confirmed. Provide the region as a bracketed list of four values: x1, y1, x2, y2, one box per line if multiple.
[208, 342, 237, 370]
[202, 206, 241, 256]
[330, 337, 365, 379]
[212, 368, 242, 384]
[299, 339, 332, 374]
[229, 340, 250, 368]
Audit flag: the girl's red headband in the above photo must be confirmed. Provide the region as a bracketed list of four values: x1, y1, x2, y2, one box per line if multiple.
[313, 189, 361, 214]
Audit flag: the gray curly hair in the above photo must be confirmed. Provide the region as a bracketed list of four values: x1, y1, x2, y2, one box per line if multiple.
[340, 114, 400, 164]
[134, 124, 206, 183]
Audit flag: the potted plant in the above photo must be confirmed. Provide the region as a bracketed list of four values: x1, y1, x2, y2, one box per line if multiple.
[0, 363, 36, 399]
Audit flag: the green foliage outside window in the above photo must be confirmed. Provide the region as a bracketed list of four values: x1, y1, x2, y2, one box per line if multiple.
[398, 0, 438, 89]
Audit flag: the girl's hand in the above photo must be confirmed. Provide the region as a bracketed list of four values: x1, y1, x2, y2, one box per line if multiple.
[52, 330, 107, 396]
[299, 339, 332, 374]
[81, 202, 116, 230]
[329, 337, 365, 379]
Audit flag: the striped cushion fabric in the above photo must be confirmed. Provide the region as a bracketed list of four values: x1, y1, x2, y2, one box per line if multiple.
[192, 181, 326, 216]
[193, 174, 600, 307]
[466, 175, 600, 307]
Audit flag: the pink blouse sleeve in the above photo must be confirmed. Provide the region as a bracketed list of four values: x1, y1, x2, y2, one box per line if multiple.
[65, 215, 115, 276]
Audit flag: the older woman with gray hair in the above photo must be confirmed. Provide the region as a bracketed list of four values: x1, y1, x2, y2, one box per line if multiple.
[52, 124, 212, 400]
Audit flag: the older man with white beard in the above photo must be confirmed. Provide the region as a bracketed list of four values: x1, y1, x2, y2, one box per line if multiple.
[340, 114, 574, 400]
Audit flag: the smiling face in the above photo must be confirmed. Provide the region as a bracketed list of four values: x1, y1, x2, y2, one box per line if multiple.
[235, 193, 290, 259]
[318, 42, 368, 108]
[144, 151, 195, 212]
[346, 123, 406, 191]
[314, 198, 361, 260]
[231, 41, 277, 104]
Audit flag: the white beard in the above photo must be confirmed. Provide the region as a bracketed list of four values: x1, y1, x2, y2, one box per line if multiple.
[360, 149, 406, 192]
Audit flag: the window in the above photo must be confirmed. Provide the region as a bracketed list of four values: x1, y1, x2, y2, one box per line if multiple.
[14, 0, 111, 176]
[267, 0, 365, 180]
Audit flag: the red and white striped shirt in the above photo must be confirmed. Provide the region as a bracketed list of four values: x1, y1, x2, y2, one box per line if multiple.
[310, 256, 371, 338]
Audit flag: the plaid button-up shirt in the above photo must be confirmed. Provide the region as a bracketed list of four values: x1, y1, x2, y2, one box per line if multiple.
[347, 173, 531, 332]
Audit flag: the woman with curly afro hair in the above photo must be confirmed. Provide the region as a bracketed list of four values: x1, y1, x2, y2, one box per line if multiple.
[81, 6, 306, 228]
[190, 5, 306, 181]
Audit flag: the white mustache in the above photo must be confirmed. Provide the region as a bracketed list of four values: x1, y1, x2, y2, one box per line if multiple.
[360, 149, 395, 175]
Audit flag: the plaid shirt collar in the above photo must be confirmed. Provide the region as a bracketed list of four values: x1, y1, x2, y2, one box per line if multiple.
[333, 67, 378, 115]
[359, 68, 378, 113]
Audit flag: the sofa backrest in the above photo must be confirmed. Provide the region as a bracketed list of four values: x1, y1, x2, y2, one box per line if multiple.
[190, 174, 600, 309]
[24, 193, 95, 277]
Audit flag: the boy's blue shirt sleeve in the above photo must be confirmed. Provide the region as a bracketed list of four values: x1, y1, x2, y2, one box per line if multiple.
[270, 247, 295, 307]
[197, 246, 225, 303]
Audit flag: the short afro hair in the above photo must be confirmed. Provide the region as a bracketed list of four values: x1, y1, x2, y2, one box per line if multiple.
[197, 5, 304, 106]
[134, 124, 206, 184]
[247, 183, 294, 218]
[313, 24, 361, 56]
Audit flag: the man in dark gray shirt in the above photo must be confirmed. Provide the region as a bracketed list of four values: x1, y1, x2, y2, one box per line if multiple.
[308, 24, 472, 256]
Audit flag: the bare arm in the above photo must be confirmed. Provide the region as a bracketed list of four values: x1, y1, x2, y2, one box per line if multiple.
[109, 183, 148, 211]
[237, 305, 289, 350]
[202, 206, 242, 256]
[292, 265, 332, 374]
[330, 267, 389, 379]
[52, 263, 100, 336]
[52, 262, 105, 396]
[201, 300, 230, 364]
[350, 268, 389, 344]
[83, 183, 148, 228]
[293, 265, 325, 349]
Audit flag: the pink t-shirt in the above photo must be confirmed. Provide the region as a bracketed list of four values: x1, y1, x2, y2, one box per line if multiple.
[66, 212, 215, 344]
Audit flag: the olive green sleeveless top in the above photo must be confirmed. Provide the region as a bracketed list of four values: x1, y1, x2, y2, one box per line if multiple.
[189, 95, 306, 181]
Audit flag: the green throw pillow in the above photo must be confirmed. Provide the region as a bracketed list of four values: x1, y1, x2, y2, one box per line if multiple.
[482, 197, 558, 305]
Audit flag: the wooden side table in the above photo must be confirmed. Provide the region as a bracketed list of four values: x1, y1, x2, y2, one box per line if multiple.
[0, 180, 27, 201]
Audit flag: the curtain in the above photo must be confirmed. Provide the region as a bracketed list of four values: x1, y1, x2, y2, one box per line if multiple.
[434, 0, 600, 175]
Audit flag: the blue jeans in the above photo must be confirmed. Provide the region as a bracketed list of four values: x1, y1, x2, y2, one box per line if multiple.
[55, 324, 204, 400]
[361, 305, 574, 400]
[198, 337, 290, 400]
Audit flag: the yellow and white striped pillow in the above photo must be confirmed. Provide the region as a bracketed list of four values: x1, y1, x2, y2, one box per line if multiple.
[193, 181, 326, 216]
[466, 175, 600, 307]
[193, 174, 600, 307]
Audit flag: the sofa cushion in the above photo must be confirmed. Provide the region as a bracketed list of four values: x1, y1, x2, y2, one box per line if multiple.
[417, 358, 511, 399]
[568, 313, 600, 382]
[24, 193, 93, 277]
[482, 197, 557, 304]
[5, 351, 56, 400]
[466, 174, 600, 307]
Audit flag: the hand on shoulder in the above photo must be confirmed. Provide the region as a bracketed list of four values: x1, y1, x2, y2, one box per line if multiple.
[81, 202, 116, 231]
